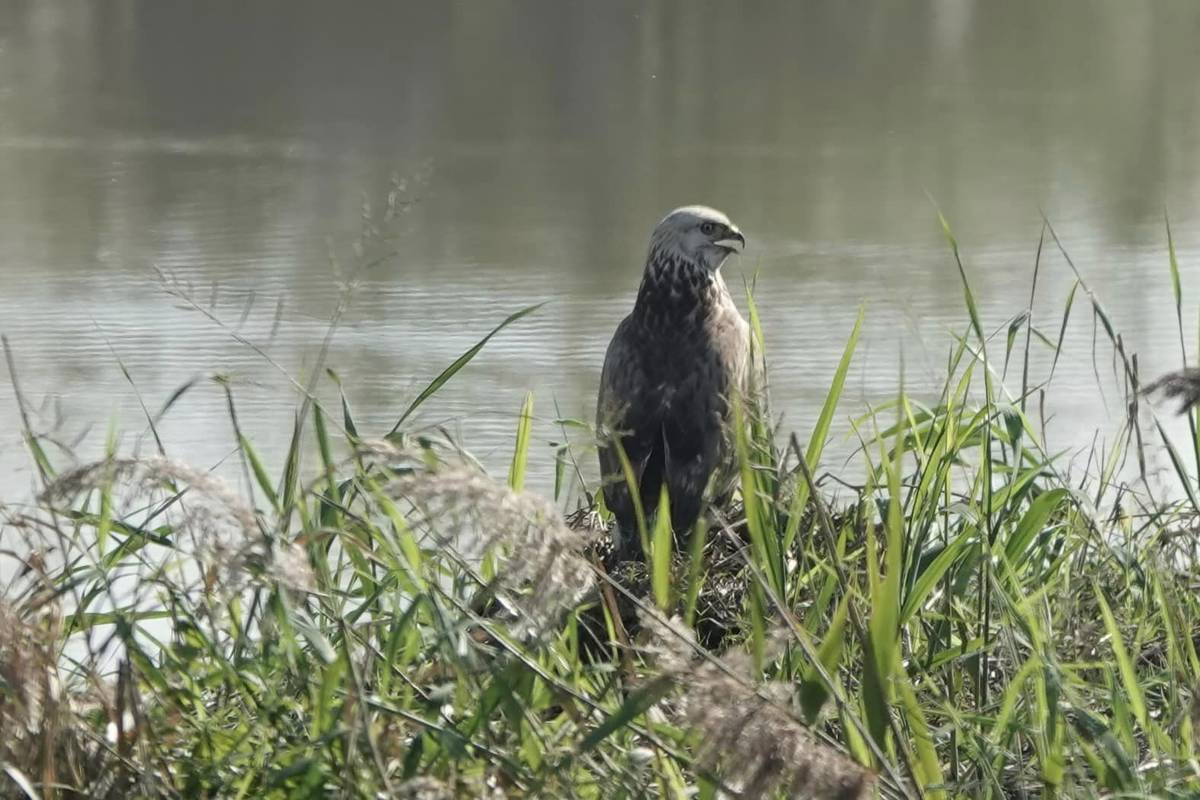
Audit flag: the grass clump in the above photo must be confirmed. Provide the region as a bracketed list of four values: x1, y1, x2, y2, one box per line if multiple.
[2, 210, 1200, 799]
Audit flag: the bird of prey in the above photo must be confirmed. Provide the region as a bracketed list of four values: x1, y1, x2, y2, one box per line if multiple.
[596, 205, 756, 561]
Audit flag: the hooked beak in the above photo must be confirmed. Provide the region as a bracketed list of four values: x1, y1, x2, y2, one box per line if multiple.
[714, 227, 745, 254]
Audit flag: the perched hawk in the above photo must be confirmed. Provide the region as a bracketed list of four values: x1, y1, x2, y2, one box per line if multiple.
[597, 205, 755, 561]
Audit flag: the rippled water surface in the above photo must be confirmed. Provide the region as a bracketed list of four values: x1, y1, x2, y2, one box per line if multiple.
[3, 0, 1200, 497]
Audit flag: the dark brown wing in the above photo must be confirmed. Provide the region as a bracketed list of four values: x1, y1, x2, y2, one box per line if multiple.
[596, 315, 665, 556]
[659, 346, 725, 534]
[658, 300, 752, 535]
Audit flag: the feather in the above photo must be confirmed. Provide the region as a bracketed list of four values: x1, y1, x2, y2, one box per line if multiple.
[597, 206, 754, 561]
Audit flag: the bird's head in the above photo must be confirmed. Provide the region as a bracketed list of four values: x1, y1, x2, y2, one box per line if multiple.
[648, 205, 745, 273]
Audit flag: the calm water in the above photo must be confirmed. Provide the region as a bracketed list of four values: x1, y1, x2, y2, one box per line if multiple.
[3, 0, 1200, 499]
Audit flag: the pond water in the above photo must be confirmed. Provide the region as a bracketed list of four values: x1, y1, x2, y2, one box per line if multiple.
[3, 0, 1200, 500]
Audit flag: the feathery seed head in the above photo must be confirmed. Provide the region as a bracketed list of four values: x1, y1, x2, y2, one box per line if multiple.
[643, 613, 874, 800]
[41, 456, 266, 596]
[0, 601, 61, 738]
[388, 463, 595, 635]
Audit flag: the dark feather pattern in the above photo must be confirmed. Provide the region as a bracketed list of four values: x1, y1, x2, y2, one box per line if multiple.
[597, 210, 753, 561]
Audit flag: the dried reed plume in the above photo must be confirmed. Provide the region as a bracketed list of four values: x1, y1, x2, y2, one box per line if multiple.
[385, 458, 594, 634]
[395, 777, 455, 800]
[39, 456, 313, 596]
[0, 601, 61, 746]
[1145, 367, 1200, 414]
[43, 456, 257, 540]
[645, 614, 873, 800]
[393, 775, 505, 800]
[0, 600, 113, 795]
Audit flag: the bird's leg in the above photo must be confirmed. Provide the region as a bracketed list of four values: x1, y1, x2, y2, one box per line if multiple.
[611, 522, 646, 563]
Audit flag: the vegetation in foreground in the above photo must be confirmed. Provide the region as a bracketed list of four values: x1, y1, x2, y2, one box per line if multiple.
[3, 213, 1200, 800]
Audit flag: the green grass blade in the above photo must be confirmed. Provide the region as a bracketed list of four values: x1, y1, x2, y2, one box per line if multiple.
[651, 483, 673, 611]
[799, 590, 850, 722]
[388, 303, 542, 436]
[784, 305, 863, 550]
[1166, 211, 1183, 315]
[277, 410, 304, 527]
[682, 515, 708, 627]
[313, 401, 342, 527]
[330, 370, 359, 439]
[239, 434, 279, 511]
[901, 526, 972, 624]
[895, 653, 945, 795]
[1165, 213, 1200, 477]
[96, 420, 118, 555]
[935, 206, 984, 342]
[1096, 589, 1157, 752]
[1004, 487, 1070, 565]
[577, 677, 673, 754]
[612, 438, 650, 557]
[735, 398, 780, 593]
[507, 392, 534, 492]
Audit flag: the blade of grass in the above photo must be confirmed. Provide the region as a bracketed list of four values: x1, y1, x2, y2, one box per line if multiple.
[508, 392, 534, 492]
[1165, 212, 1200, 478]
[682, 515, 708, 627]
[651, 482, 673, 612]
[784, 305, 864, 551]
[388, 304, 543, 436]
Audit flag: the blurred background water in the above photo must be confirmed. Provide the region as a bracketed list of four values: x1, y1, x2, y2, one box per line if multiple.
[2, 0, 1200, 499]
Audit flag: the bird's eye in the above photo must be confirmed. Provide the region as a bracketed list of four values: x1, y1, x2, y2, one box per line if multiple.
[700, 222, 717, 235]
